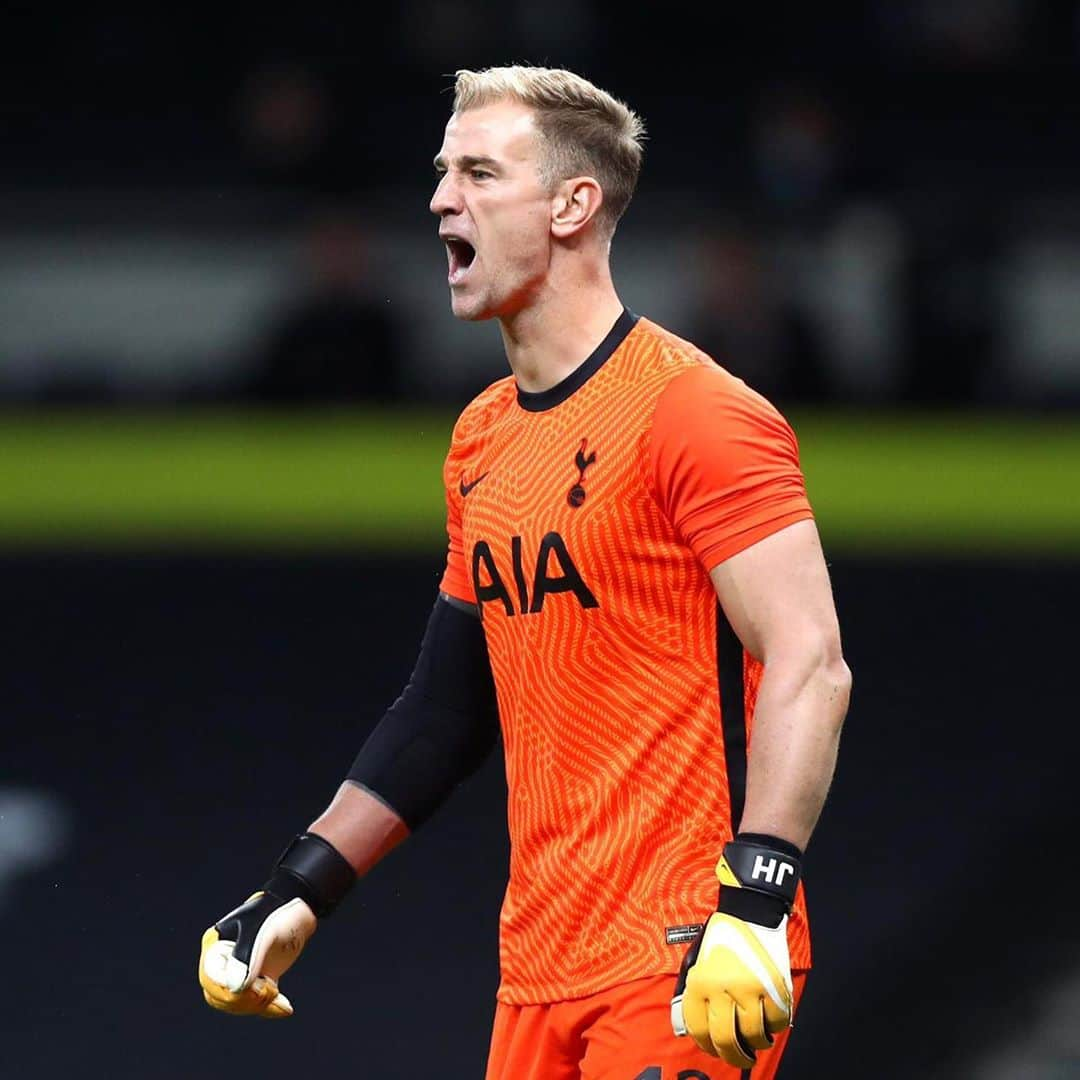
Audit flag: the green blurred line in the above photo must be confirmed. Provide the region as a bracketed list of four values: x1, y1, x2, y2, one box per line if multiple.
[0, 408, 1078, 555]
[791, 411, 1080, 555]
[0, 409, 454, 549]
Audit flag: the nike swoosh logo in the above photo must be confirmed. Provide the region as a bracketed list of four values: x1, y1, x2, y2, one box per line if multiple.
[459, 472, 489, 497]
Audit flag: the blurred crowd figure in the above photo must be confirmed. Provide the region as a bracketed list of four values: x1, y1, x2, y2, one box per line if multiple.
[897, 209, 1003, 406]
[239, 209, 406, 405]
[234, 63, 335, 191]
[749, 82, 848, 221]
[2, 3, 1074, 412]
[687, 84, 849, 409]
[872, 0, 1031, 68]
[688, 225, 832, 409]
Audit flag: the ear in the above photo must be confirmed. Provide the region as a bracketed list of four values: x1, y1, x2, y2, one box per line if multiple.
[551, 177, 604, 238]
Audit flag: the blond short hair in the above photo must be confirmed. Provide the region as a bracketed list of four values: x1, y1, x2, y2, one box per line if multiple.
[452, 65, 646, 234]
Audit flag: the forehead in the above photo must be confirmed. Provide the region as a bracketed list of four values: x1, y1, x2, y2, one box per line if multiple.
[439, 100, 541, 165]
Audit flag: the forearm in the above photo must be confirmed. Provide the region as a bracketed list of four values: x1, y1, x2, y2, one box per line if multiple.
[309, 781, 409, 877]
[316, 593, 497, 875]
[738, 651, 851, 851]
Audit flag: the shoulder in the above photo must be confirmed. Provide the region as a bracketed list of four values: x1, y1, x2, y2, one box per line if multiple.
[657, 361, 786, 423]
[447, 374, 517, 458]
[612, 316, 734, 402]
[628, 319, 789, 429]
[619, 316, 778, 418]
[627, 321, 801, 475]
[623, 317, 717, 375]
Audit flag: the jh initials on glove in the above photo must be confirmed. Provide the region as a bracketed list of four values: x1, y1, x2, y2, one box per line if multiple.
[198, 832, 355, 1018]
[670, 835, 802, 1067]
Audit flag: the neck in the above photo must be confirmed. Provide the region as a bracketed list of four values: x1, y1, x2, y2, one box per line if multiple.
[498, 262, 624, 394]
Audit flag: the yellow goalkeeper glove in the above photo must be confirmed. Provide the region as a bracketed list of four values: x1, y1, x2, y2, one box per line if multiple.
[198, 832, 355, 1018]
[671, 835, 802, 1067]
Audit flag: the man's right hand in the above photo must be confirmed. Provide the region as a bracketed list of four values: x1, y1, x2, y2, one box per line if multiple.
[197, 832, 356, 1018]
[198, 891, 318, 1018]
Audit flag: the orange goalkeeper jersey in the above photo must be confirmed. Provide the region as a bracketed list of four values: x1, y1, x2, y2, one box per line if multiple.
[439, 310, 815, 1004]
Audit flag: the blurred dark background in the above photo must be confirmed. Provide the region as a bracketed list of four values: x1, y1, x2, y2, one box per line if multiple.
[2, 5, 1079, 1078]
[3, 2, 1080, 411]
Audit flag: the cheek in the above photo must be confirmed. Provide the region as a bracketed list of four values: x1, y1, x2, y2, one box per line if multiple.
[496, 206, 550, 270]
[480, 190, 547, 239]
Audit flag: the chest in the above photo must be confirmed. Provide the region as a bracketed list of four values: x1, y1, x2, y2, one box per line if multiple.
[457, 416, 651, 619]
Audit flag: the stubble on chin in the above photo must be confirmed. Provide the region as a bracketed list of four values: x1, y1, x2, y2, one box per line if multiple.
[451, 285, 497, 323]
[450, 296, 485, 322]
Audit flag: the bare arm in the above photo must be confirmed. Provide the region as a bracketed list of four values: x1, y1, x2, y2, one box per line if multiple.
[709, 519, 851, 851]
[309, 782, 409, 876]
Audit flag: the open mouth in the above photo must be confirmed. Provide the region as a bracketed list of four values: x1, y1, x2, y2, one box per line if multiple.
[445, 238, 477, 284]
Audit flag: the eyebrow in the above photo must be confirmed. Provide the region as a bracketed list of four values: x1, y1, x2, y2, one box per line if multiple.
[433, 154, 502, 173]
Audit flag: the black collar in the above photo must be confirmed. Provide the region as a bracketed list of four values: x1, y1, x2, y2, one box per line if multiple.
[515, 308, 640, 413]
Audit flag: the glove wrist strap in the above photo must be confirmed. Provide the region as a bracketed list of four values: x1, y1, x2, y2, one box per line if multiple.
[716, 834, 803, 929]
[264, 832, 356, 919]
[717, 884, 788, 928]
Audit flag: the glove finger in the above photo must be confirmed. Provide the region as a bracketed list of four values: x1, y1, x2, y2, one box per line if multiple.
[734, 995, 775, 1052]
[249, 976, 293, 1019]
[762, 985, 793, 1034]
[202, 985, 264, 1015]
[260, 990, 294, 1020]
[199, 927, 251, 993]
[706, 996, 756, 1069]
[203, 983, 265, 1015]
[201, 972, 292, 1017]
[204, 987, 226, 1011]
[677, 986, 713, 1055]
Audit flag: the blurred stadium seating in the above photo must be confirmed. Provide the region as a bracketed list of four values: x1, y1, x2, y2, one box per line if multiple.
[3, 4, 1080, 410]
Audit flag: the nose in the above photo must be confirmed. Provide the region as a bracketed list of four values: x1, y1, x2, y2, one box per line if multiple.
[430, 171, 460, 217]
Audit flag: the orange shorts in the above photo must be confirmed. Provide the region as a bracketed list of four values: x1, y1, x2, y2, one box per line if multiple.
[485, 970, 808, 1080]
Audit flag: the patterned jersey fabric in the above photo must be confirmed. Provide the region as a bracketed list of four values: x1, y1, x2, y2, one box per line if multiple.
[440, 311, 814, 1003]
